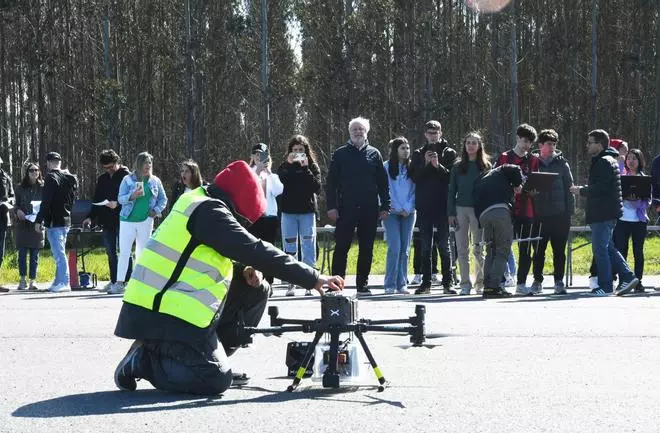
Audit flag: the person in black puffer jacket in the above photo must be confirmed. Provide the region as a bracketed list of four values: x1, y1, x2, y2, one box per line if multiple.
[0, 155, 14, 292]
[277, 135, 322, 297]
[530, 130, 575, 294]
[572, 129, 637, 296]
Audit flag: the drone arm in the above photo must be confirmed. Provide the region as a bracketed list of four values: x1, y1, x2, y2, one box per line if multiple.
[359, 318, 414, 326]
[242, 325, 307, 335]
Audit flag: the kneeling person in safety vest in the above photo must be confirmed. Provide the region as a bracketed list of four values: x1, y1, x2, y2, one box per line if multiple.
[113, 160, 344, 395]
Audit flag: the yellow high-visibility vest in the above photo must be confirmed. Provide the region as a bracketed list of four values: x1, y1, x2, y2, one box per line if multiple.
[123, 187, 233, 328]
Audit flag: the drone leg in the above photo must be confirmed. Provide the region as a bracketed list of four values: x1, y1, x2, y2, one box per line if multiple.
[354, 330, 387, 392]
[287, 331, 323, 392]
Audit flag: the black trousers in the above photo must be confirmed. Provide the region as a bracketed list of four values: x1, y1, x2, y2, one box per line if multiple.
[418, 211, 451, 286]
[136, 275, 270, 395]
[513, 217, 539, 285]
[412, 228, 438, 274]
[248, 215, 280, 284]
[613, 220, 647, 282]
[331, 205, 379, 288]
[532, 214, 570, 283]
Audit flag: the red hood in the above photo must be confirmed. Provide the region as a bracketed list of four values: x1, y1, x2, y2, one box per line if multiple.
[213, 160, 265, 224]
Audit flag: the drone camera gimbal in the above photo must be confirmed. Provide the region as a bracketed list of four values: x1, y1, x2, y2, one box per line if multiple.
[241, 293, 428, 391]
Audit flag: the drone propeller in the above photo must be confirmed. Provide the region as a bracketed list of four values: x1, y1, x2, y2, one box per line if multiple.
[379, 331, 455, 339]
[395, 343, 442, 350]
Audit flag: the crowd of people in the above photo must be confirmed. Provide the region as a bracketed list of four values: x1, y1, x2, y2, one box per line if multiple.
[0, 118, 657, 300]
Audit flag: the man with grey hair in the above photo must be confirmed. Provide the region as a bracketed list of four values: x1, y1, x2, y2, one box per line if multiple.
[0, 156, 14, 292]
[326, 116, 390, 295]
[35, 152, 78, 293]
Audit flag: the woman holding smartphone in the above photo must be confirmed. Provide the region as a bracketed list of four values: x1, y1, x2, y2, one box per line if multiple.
[110, 152, 167, 294]
[277, 135, 322, 296]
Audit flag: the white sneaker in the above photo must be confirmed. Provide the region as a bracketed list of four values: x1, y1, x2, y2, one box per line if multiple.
[589, 276, 599, 289]
[100, 282, 114, 292]
[49, 283, 71, 293]
[384, 288, 396, 295]
[504, 273, 516, 288]
[285, 285, 296, 297]
[431, 274, 441, 284]
[515, 284, 533, 295]
[396, 286, 410, 295]
[108, 282, 126, 295]
[304, 289, 313, 296]
[410, 274, 422, 285]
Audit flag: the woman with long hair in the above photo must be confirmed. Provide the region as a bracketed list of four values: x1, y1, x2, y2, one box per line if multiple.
[110, 152, 167, 294]
[383, 137, 416, 294]
[447, 132, 492, 295]
[277, 135, 322, 296]
[169, 159, 204, 212]
[614, 148, 650, 292]
[14, 162, 45, 290]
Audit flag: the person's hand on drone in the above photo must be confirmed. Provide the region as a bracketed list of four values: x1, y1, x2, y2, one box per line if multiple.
[313, 275, 345, 296]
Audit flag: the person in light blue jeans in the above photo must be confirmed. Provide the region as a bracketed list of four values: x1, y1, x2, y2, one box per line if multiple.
[47, 227, 70, 286]
[383, 137, 416, 294]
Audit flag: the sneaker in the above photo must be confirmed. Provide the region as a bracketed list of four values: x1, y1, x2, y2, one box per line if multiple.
[396, 286, 410, 295]
[515, 284, 533, 296]
[474, 283, 484, 295]
[28, 280, 39, 291]
[17, 277, 27, 290]
[504, 273, 516, 288]
[114, 340, 144, 391]
[414, 282, 431, 295]
[384, 288, 396, 295]
[304, 289, 313, 296]
[100, 282, 115, 292]
[530, 280, 543, 294]
[553, 280, 567, 295]
[49, 283, 71, 293]
[615, 278, 639, 296]
[356, 287, 372, 296]
[482, 288, 512, 299]
[107, 282, 126, 295]
[431, 274, 441, 285]
[634, 283, 646, 293]
[231, 372, 250, 387]
[0, 285, 9, 293]
[410, 274, 422, 285]
[588, 276, 599, 290]
[459, 287, 471, 296]
[442, 286, 457, 295]
[285, 284, 296, 297]
[588, 288, 611, 297]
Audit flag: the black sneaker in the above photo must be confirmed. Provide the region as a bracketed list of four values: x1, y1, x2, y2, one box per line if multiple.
[414, 282, 431, 295]
[356, 286, 372, 296]
[615, 277, 639, 296]
[231, 372, 250, 387]
[442, 286, 457, 295]
[482, 288, 512, 299]
[634, 283, 646, 293]
[114, 340, 144, 391]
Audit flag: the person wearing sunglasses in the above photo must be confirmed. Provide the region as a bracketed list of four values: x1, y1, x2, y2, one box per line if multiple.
[14, 163, 44, 290]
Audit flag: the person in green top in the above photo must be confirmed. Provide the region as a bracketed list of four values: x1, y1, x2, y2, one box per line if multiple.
[447, 132, 492, 295]
[110, 152, 168, 294]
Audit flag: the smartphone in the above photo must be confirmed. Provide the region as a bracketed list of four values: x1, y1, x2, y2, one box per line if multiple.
[293, 152, 305, 162]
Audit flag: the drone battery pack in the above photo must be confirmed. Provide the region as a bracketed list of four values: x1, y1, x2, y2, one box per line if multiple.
[285, 342, 315, 377]
[321, 294, 358, 325]
[312, 342, 363, 382]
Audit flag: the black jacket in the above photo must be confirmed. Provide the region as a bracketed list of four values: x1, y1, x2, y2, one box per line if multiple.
[36, 169, 78, 228]
[88, 165, 130, 230]
[114, 184, 320, 346]
[579, 147, 623, 224]
[277, 161, 321, 214]
[325, 142, 390, 211]
[408, 139, 457, 214]
[0, 169, 14, 226]
[531, 149, 575, 217]
[474, 164, 524, 220]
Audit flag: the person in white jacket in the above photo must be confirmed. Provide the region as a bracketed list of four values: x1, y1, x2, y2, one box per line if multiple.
[248, 143, 284, 288]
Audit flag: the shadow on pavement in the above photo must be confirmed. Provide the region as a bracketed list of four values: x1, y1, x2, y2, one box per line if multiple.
[12, 386, 406, 417]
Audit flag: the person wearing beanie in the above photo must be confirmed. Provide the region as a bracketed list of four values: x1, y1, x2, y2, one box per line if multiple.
[112, 160, 344, 396]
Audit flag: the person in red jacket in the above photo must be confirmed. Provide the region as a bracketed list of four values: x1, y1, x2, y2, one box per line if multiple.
[495, 124, 540, 295]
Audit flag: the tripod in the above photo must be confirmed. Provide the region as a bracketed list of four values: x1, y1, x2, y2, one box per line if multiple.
[242, 298, 427, 392]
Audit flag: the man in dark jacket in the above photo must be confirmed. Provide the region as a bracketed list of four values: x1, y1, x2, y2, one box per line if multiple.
[35, 152, 78, 293]
[0, 156, 14, 292]
[83, 149, 132, 292]
[474, 164, 524, 298]
[570, 129, 638, 296]
[113, 160, 344, 395]
[530, 130, 575, 295]
[409, 120, 457, 294]
[325, 117, 390, 296]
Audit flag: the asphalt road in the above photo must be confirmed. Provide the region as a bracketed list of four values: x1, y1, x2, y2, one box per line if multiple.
[2, 276, 660, 433]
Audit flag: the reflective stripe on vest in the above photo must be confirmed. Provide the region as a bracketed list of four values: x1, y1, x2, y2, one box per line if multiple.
[123, 187, 233, 328]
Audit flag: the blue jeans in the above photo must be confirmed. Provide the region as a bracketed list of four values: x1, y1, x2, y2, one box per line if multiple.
[47, 226, 70, 285]
[590, 219, 634, 292]
[18, 247, 40, 279]
[103, 226, 132, 283]
[506, 251, 516, 275]
[383, 212, 416, 290]
[280, 212, 316, 268]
